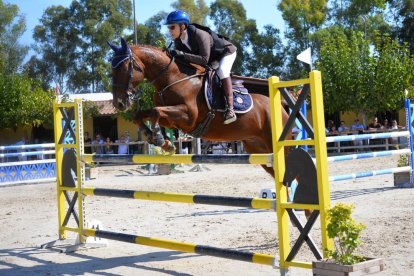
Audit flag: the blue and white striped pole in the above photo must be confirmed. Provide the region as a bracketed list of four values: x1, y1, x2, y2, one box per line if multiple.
[325, 131, 409, 143]
[325, 149, 411, 163]
[329, 166, 411, 182]
[405, 99, 414, 187]
[301, 102, 308, 150]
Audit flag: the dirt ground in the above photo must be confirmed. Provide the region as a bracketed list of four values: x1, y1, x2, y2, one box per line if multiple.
[1, 155, 414, 275]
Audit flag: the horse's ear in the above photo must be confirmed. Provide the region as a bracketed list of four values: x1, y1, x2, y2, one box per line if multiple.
[107, 41, 121, 52]
[121, 37, 128, 50]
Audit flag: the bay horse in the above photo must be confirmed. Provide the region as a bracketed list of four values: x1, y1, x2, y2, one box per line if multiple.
[108, 38, 289, 177]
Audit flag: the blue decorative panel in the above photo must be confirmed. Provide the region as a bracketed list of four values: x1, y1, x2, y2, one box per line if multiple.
[0, 161, 56, 185]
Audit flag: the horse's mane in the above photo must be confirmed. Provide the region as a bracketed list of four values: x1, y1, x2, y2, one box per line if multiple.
[131, 44, 205, 75]
[131, 44, 166, 59]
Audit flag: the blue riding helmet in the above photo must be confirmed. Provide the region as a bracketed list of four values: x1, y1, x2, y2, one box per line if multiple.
[164, 10, 190, 26]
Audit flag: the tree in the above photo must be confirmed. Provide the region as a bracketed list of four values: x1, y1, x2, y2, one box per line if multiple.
[388, 0, 414, 54]
[244, 25, 285, 78]
[70, 0, 132, 93]
[31, 0, 133, 93]
[0, 74, 54, 129]
[278, 0, 327, 79]
[316, 28, 414, 118]
[327, 0, 387, 27]
[172, 0, 209, 25]
[0, 0, 28, 74]
[209, 0, 256, 74]
[30, 5, 79, 93]
[126, 12, 167, 46]
[0, 1, 55, 131]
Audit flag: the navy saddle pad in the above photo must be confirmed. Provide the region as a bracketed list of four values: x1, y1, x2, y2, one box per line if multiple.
[204, 77, 253, 114]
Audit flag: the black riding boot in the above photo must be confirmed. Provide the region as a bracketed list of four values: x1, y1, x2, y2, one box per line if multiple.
[222, 77, 237, 124]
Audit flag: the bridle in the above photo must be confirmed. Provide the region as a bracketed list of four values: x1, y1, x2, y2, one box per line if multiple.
[111, 46, 204, 106]
[111, 48, 144, 102]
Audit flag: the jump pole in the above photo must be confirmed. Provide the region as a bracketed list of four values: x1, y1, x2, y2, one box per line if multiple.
[405, 99, 414, 187]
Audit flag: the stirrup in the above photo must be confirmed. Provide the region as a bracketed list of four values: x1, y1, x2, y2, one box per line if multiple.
[224, 109, 237, 125]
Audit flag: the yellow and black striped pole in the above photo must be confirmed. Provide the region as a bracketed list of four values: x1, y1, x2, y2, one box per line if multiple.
[84, 228, 277, 266]
[82, 153, 272, 166]
[82, 187, 275, 210]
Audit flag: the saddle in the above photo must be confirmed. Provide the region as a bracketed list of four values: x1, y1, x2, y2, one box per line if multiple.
[204, 71, 253, 113]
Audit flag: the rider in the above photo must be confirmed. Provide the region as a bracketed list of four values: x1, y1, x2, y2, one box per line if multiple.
[164, 10, 238, 124]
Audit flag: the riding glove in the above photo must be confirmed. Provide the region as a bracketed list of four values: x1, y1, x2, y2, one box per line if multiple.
[168, 49, 184, 58]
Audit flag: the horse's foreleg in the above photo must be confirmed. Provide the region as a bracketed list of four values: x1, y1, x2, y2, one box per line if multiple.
[133, 110, 155, 144]
[135, 105, 191, 153]
[133, 109, 168, 151]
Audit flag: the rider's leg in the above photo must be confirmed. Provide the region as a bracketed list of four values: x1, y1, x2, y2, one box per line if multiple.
[222, 77, 236, 124]
[217, 51, 237, 124]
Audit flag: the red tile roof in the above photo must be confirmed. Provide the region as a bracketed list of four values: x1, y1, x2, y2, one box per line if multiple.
[95, 100, 117, 115]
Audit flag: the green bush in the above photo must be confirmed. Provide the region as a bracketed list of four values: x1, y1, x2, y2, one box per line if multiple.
[325, 203, 366, 265]
[397, 154, 409, 167]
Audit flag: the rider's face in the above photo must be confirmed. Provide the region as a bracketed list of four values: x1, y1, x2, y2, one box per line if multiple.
[168, 24, 181, 39]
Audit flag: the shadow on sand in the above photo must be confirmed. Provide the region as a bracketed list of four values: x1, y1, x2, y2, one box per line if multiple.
[0, 246, 196, 276]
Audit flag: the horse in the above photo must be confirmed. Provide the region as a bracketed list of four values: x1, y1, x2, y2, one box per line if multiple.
[107, 38, 289, 177]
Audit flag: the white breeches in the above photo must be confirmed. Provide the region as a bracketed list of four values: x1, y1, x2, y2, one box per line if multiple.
[217, 51, 237, 79]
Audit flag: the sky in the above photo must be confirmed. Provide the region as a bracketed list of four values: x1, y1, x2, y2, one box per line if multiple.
[7, 0, 286, 48]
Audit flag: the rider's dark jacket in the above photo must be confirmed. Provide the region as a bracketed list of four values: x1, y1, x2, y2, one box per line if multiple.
[173, 24, 237, 67]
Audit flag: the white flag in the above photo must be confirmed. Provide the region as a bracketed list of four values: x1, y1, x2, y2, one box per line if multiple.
[297, 47, 312, 67]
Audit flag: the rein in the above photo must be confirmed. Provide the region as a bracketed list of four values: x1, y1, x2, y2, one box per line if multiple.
[112, 47, 204, 106]
[157, 72, 204, 106]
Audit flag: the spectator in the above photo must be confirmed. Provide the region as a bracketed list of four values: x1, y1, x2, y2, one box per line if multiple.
[368, 117, 382, 130]
[104, 137, 114, 154]
[337, 121, 350, 151]
[351, 118, 365, 151]
[124, 131, 130, 143]
[92, 134, 104, 154]
[338, 121, 349, 132]
[329, 125, 339, 135]
[382, 119, 390, 129]
[15, 137, 27, 161]
[84, 132, 92, 154]
[326, 120, 335, 132]
[368, 117, 383, 150]
[34, 138, 43, 160]
[351, 118, 365, 132]
[391, 119, 403, 130]
[390, 120, 403, 149]
[117, 135, 129, 154]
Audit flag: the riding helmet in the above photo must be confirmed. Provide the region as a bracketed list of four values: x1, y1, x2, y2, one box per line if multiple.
[164, 10, 190, 26]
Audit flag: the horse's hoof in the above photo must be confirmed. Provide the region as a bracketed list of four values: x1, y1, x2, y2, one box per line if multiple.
[164, 145, 176, 155]
[161, 141, 176, 155]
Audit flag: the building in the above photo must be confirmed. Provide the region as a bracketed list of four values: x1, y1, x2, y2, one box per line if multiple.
[0, 93, 138, 146]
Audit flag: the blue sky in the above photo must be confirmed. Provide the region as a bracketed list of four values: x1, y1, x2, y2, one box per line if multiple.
[7, 0, 286, 47]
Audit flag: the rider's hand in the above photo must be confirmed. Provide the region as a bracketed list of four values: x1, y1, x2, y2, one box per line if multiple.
[168, 49, 184, 58]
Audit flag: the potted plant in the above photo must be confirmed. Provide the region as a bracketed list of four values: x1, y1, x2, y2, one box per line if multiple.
[312, 203, 384, 276]
[394, 154, 411, 187]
